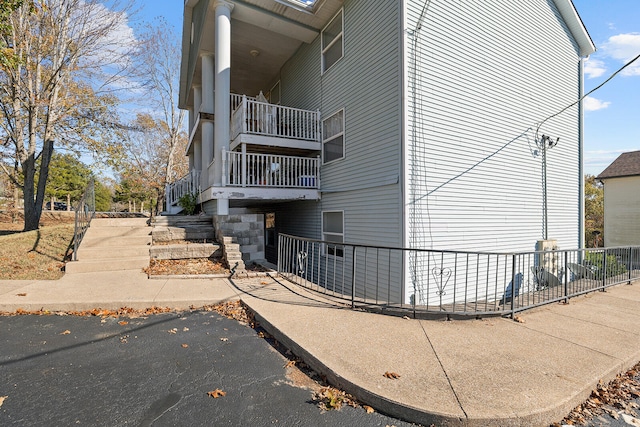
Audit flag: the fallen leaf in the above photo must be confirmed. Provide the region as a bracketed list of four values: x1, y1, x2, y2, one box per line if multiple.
[220, 337, 228, 342]
[0, 396, 6, 407]
[363, 405, 375, 414]
[513, 316, 525, 323]
[168, 328, 177, 334]
[402, 316, 410, 320]
[384, 371, 401, 379]
[284, 360, 296, 368]
[183, 327, 189, 332]
[118, 321, 128, 326]
[16, 293, 26, 297]
[60, 330, 71, 335]
[207, 389, 226, 398]
[181, 344, 189, 348]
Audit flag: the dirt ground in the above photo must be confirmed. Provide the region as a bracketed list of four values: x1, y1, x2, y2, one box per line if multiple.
[0, 210, 75, 234]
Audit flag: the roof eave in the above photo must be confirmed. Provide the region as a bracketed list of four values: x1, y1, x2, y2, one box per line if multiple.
[553, 0, 596, 57]
[178, 1, 197, 110]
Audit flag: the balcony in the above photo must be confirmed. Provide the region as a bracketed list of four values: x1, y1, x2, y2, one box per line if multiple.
[230, 94, 321, 152]
[166, 152, 319, 213]
[165, 170, 200, 215]
[223, 150, 319, 189]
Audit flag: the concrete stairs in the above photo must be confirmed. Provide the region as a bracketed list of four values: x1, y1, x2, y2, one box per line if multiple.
[65, 217, 151, 274]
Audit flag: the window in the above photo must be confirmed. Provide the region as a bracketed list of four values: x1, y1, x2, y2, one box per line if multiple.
[322, 109, 344, 163]
[321, 9, 343, 73]
[268, 81, 281, 105]
[322, 211, 344, 257]
[276, 0, 319, 12]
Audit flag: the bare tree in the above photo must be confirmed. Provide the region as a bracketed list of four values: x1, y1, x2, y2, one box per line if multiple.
[0, 0, 134, 230]
[134, 18, 188, 211]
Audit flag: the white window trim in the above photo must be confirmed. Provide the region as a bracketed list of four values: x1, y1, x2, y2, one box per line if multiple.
[321, 8, 344, 74]
[322, 210, 344, 258]
[269, 80, 281, 105]
[322, 108, 345, 164]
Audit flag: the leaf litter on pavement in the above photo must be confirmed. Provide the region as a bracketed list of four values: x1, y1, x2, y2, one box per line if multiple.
[555, 360, 640, 425]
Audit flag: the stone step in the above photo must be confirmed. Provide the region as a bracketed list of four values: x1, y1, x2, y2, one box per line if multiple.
[65, 256, 149, 274]
[150, 243, 221, 260]
[76, 245, 150, 260]
[152, 227, 216, 243]
[152, 215, 212, 226]
[224, 243, 240, 252]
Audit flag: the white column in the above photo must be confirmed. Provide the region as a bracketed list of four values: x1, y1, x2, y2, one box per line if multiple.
[213, 0, 233, 215]
[201, 55, 214, 190]
[188, 107, 194, 136]
[193, 85, 203, 187]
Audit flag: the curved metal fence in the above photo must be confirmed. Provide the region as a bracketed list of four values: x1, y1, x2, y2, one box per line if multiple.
[277, 234, 640, 319]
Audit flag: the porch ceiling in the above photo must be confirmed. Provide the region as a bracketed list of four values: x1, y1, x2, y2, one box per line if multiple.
[182, 0, 342, 107]
[201, 19, 304, 97]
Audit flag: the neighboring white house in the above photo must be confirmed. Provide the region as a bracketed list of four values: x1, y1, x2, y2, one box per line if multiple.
[597, 150, 640, 247]
[174, 0, 595, 303]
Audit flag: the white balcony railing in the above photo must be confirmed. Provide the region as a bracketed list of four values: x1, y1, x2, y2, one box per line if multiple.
[231, 95, 320, 142]
[165, 169, 201, 208]
[223, 149, 319, 189]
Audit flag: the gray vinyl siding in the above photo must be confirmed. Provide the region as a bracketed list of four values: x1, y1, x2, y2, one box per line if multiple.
[273, 201, 321, 240]
[405, 0, 582, 255]
[280, 0, 403, 247]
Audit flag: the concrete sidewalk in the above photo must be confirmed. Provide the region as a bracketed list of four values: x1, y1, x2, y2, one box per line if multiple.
[1, 270, 640, 426]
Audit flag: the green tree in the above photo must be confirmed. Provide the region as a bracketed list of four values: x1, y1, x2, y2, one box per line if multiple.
[44, 153, 92, 205]
[94, 180, 112, 212]
[585, 174, 604, 247]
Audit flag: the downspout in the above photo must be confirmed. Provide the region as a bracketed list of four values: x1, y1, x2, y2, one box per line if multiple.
[578, 57, 585, 249]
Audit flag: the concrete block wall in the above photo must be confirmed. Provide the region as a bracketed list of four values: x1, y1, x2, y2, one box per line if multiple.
[213, 214, 265, 263]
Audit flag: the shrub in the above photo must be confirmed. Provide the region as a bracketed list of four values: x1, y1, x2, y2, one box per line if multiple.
[178, 192, 198, 215]
[584, 251, 627, 279]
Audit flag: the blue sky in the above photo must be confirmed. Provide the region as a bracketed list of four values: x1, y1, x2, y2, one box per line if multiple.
[573, 0, 640, 175]
[133, 0, 639, 176]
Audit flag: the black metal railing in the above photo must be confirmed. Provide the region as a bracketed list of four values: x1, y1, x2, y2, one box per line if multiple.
[277, 234, 640, 319]
[72, 179, 95, 261]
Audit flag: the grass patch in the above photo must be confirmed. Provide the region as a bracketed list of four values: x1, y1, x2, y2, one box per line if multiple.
[0, 224, 75, 280]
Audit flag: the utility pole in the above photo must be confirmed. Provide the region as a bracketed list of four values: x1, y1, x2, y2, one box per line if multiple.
[539, 135, 559, 240]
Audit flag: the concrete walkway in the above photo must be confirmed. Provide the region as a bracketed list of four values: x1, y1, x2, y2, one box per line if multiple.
[1, 268, 639, 426]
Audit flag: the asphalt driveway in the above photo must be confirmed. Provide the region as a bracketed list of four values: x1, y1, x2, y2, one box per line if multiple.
[0, 310, 413, 426]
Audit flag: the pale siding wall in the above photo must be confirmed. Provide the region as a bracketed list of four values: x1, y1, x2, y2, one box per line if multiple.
[404, 0, 584, 304]
[405, 0, 583, 254]
[279, 0, 404, 248]
[603, 176, 640, 247]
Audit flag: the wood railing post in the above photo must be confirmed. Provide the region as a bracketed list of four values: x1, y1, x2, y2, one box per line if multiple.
[221, 148, 227, 187]
[241, 143, 247, 187]
[242, 95, 247, 134]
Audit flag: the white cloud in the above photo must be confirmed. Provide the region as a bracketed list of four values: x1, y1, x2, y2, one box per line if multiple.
[601, 33, 640, 76]
[584, 58, 607, 79]
[583, 96, 611, 111]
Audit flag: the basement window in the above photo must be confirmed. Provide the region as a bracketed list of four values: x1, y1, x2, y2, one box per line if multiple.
[322, 211, 344, 258]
